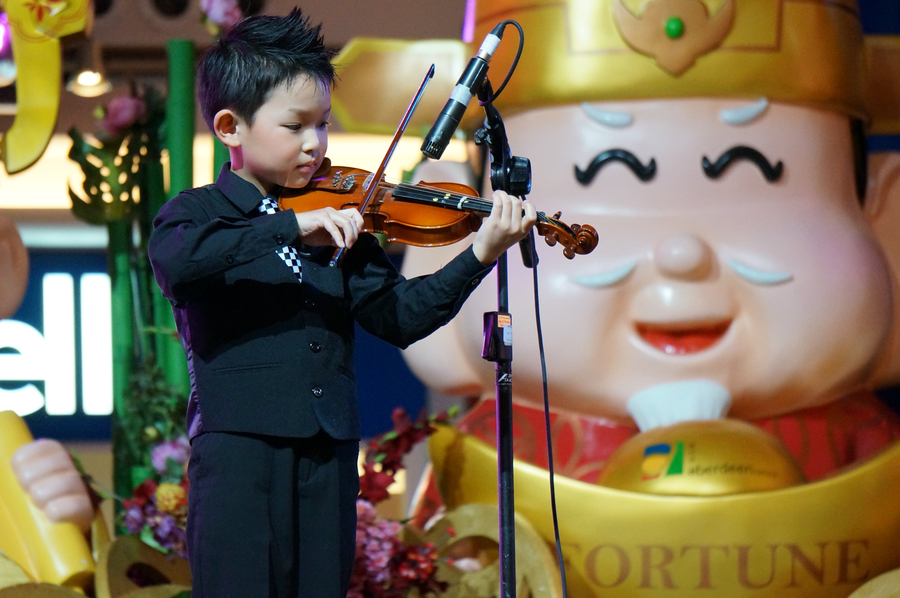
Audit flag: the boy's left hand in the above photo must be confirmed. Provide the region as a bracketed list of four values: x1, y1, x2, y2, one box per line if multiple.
[471, 191, 538, 266]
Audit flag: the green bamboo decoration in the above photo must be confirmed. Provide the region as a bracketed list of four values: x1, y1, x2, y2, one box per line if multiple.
[166, 40, 194, 200]
[153, 39, 196, 394]
[68, 126, 140, 504]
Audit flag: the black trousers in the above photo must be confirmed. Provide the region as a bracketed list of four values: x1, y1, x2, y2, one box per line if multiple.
[186, 431, 360, 598]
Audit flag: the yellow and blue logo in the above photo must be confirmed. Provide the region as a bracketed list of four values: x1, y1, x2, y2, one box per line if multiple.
[641, 442, 684, 480]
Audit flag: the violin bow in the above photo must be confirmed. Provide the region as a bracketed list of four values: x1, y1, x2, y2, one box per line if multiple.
[329, 64, 436, 267]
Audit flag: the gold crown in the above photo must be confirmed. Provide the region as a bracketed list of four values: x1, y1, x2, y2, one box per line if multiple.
[467, 0, 900, 133]
[331, 0, 900, 135]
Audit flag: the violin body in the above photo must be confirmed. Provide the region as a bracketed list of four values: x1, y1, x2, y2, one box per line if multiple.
[279, 162, 599, 259]
[280, 165, 486, 248]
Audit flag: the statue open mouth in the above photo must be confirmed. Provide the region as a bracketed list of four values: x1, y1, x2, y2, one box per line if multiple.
[635, 320, 731, 354]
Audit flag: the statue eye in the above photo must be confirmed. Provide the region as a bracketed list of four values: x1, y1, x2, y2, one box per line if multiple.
[575, 149, 657, 185]
[702, 146, 784, 182]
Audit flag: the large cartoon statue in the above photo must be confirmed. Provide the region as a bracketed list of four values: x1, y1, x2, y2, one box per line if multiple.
[392, 0, 900, 595]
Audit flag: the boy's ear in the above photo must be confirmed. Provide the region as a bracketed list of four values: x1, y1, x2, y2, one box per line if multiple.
[213, 110, 242, 148]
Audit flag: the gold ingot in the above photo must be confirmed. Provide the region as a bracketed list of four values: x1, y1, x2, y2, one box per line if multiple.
[94, 535, 190, 598]
[597, 419, 806, 495]
[0, 411, 95, 590]
[430, 425, 900, 597]
[407, 503, 563, 598]
[848, 568, 900, 597]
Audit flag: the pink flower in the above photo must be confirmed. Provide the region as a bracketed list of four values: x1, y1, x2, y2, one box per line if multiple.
[150, 436, 190, 474]
[99, 96, 146, 137]
[201, 0, 242, 29]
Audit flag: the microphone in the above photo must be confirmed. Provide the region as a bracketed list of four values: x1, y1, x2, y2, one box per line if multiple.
[421, 24, 504, 160]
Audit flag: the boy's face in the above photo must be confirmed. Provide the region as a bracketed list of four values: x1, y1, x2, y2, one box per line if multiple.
[231, 75, 331, 195]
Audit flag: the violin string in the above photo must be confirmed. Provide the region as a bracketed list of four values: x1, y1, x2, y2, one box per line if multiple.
[390, 182, 557, 225]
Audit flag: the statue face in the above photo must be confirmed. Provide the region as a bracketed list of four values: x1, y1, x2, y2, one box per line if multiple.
[443, 98, 893, 422]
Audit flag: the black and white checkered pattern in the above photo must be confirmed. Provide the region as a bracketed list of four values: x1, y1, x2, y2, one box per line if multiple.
[259, 196, 302, 282]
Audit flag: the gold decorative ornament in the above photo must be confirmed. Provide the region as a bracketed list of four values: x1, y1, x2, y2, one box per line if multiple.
[0, 583, 83, 597]
[332, 0, 900, 135]
[464, 0, 870, 124]
[94, 535, 190, 598]
[429, 425, 900, 597]
[406, 503, 562, 598]
[847, 568, 900, 598]
[597, 419, 806, 495]
[612, 0, 736, 76]
[0, 552, 30, 590]
[0, 0, 92, 173]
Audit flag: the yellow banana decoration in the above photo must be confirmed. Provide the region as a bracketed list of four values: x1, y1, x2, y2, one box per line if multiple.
[0, 410, 95, 590]
[0, 0, 91, 174]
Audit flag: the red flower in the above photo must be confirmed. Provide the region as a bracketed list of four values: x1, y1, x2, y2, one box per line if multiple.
[358, 463, 393, 505]
[123, 478, 158, 510]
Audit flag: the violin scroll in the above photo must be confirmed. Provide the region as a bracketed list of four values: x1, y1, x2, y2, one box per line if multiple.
[536, 211, 599, 259]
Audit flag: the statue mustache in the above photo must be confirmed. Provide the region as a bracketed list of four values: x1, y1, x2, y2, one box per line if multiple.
[575, 149, 658, 184]
[702, 146, 784, 182]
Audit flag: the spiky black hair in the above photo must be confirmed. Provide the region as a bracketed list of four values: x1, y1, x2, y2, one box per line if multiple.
[196, 7, 335, 130]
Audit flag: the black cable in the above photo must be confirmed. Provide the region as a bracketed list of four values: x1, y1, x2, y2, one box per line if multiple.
[482, 20, 524, 104]
[525, 221, 569, 597]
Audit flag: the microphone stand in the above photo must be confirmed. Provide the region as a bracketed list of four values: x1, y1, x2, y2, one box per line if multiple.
[475, 78, 533, 598]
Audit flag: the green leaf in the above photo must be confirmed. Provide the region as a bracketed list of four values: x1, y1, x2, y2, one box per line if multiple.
[139, 527, 166, 553]
[161, 456, 185, 484]
[67, 126, 140, 225]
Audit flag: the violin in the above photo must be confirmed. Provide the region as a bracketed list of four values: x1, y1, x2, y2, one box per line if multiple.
[279, 160, 599, 260]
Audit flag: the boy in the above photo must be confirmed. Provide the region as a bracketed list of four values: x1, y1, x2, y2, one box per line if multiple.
[147, 8, 537, 598]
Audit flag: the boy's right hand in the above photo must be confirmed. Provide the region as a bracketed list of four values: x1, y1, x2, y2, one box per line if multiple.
[295, 207, 365, 249]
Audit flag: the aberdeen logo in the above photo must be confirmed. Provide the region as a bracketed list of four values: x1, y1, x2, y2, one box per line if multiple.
[641, 442, 684, 480]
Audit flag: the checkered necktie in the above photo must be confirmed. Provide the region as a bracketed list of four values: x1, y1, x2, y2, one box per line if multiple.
[258, 196, 302, 282]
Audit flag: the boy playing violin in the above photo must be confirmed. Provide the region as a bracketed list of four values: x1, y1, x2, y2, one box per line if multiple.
[148, 8, 536, 598]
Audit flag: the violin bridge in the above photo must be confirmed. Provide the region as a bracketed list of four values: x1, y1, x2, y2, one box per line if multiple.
[331, 171, 357, 191]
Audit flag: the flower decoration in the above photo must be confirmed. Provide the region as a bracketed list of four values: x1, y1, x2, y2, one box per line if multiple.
[68, 87, 165, 225]
[97, 95, 147, 139]
[200, 0, 243, 37]
[150, 436, 190, 475]
[122, 437, 191, 559]
[358, 407, 457, 505]
[348, 406, 458, 597]
[350, 500, 446, 598]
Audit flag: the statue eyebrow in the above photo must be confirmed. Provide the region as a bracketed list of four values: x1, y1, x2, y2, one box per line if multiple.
[582, 103, 633, 128]
[575, 149, 657, 185]
[719, 98, 769, 125]
[702, 146, 784, 182]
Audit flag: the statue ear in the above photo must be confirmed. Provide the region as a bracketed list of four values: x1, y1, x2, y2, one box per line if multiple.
[865, 152, 900, 221]
[865, 152, 900, 387]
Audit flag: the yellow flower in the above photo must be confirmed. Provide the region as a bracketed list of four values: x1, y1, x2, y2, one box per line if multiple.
[154, 482, 186, 513]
